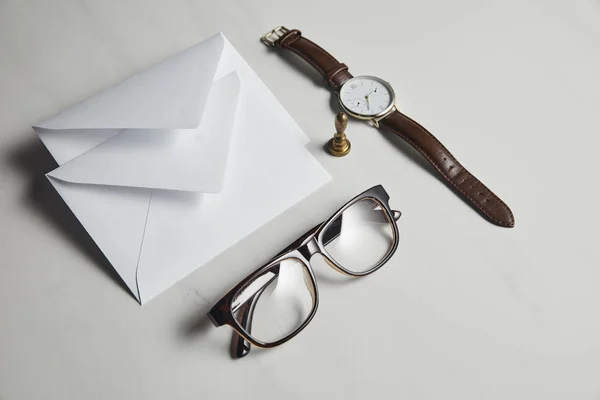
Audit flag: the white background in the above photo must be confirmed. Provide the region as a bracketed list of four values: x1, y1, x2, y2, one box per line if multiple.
[1, 0, 600, 399]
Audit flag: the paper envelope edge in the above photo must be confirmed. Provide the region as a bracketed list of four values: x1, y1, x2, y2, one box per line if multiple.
[42, 71, 242, 193]
[33, 33, 227, 132]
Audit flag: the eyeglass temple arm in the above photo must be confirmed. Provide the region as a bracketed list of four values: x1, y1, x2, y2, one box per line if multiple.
[232, 284, 269, 358]
[393, 209, 403, 221]
[232, 209, 401, 358]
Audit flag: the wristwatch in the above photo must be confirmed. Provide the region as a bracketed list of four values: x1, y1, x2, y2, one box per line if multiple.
[261, 26, 515, 228]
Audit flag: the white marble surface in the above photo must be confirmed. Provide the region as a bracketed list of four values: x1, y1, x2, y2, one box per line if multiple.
[1, 0, 600, 399]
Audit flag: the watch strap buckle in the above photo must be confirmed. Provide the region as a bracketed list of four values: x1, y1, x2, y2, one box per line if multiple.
[260, 26, 290, 47]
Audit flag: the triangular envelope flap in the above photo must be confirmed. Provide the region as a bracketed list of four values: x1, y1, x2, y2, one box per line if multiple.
[47, 72, 241, 193]
[34, 127, 123, 166]
[35, 33, 225, 131]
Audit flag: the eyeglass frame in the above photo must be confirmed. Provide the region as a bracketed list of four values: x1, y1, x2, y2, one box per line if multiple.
[207, 184, 401, 357]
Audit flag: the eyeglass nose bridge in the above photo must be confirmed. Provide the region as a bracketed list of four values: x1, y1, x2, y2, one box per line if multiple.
[296, 236, 321, 261]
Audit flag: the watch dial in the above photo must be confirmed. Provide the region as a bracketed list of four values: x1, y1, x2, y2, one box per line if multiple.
[339, 76, 394, 117]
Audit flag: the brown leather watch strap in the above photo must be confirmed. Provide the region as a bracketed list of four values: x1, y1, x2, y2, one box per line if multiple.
[380, 111, 515, 227]
[263, 26, 515, 228]
[273, 29, 353, 91]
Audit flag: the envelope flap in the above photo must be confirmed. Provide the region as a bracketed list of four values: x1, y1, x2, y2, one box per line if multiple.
[35, 33, 226, 131]
[47, 72, 241, 193]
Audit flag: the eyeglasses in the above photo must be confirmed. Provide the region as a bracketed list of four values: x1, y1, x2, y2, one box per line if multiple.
[208, 185, 401, 358]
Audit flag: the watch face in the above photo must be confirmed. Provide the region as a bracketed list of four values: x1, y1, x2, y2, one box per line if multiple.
[339, 76, 395, 118]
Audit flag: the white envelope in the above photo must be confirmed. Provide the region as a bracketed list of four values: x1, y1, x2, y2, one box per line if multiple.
[33, 33, 331, 304]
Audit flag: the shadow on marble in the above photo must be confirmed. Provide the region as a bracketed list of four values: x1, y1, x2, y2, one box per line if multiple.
[179, 304, 213, 338]
[6, 134, 132, 299]
[178, 302, 234, 356]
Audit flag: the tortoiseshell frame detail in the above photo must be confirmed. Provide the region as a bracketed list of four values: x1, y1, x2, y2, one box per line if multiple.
[208, 185, 401, 357]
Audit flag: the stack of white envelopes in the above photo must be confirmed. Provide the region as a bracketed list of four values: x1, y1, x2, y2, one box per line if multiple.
[34, 33, 331, 304]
